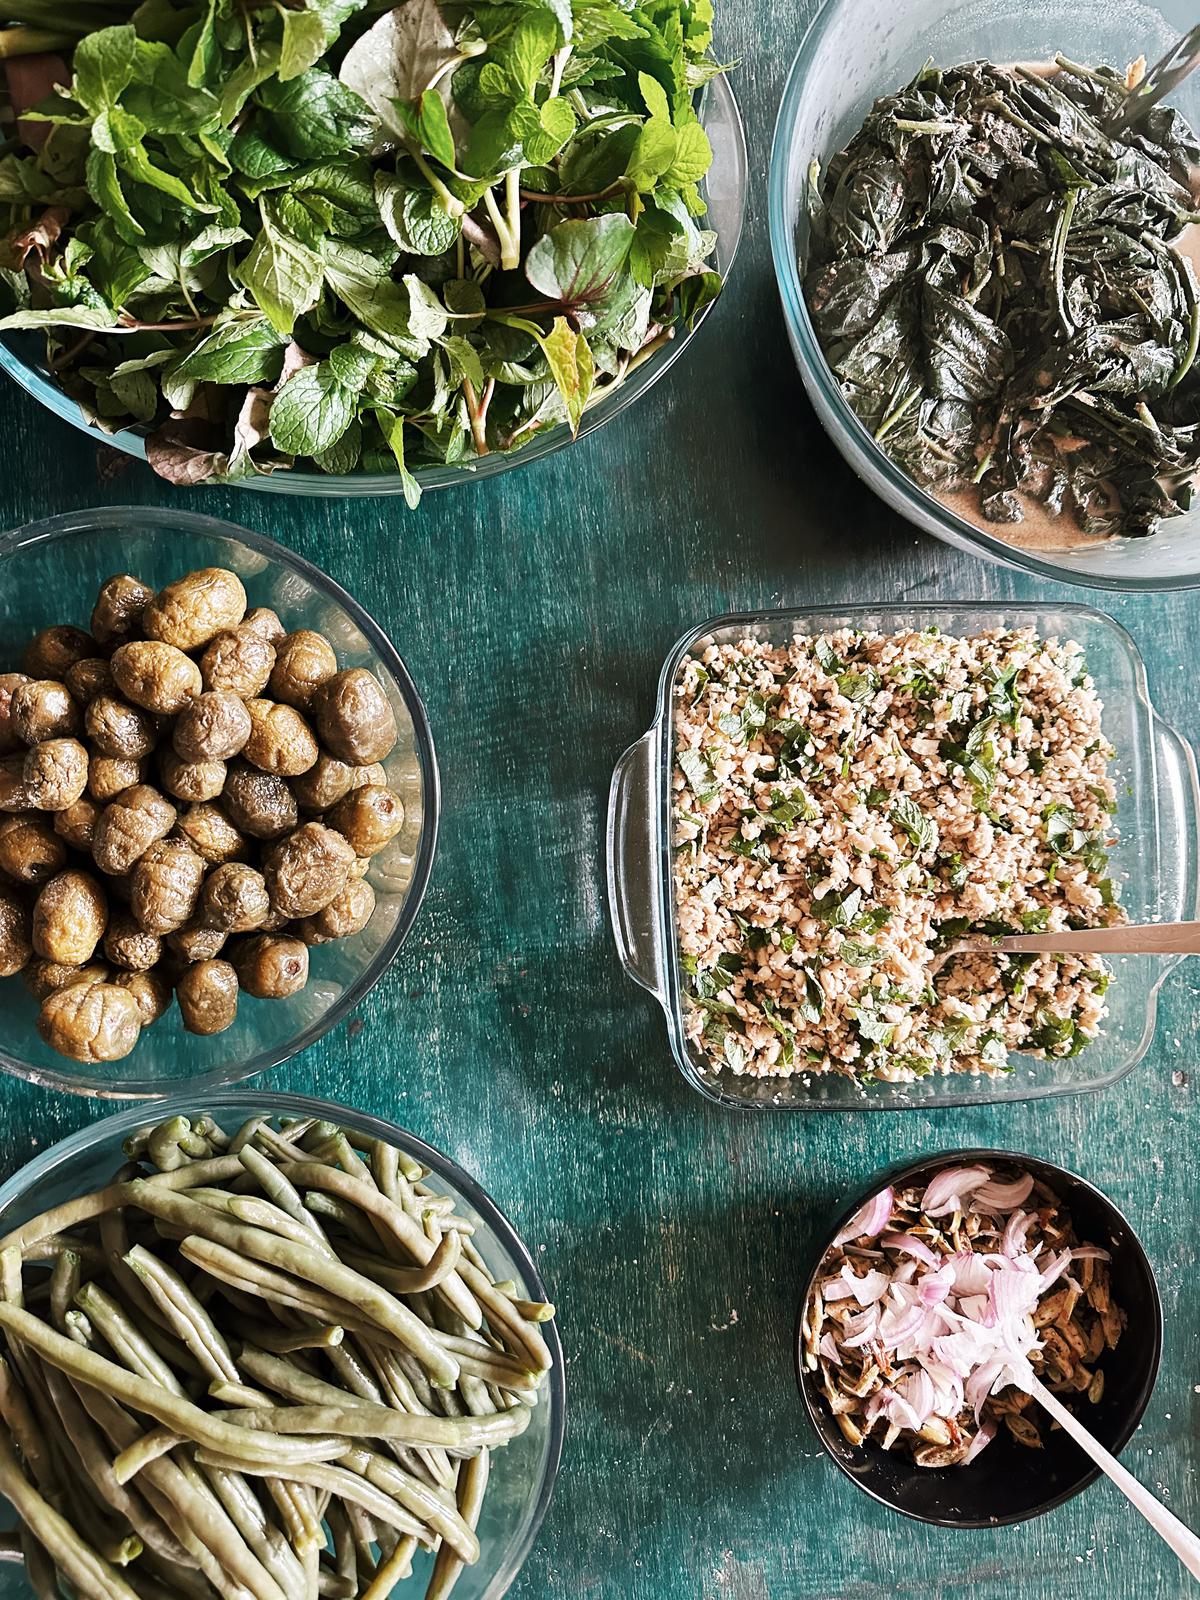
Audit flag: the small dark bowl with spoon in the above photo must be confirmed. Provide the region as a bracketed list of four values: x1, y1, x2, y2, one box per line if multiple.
[794, 1149, 1163, 1527]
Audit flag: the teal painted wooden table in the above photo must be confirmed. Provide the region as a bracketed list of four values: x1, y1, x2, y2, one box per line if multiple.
[1, 1, 1198, 1593]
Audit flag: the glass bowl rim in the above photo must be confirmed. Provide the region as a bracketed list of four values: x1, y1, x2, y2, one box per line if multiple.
[0, 75, 747, 499]
[791, 1146, 1163, 1526]
[0, 1087, 566, 1593]
[0, 505, 442, 1099]
[765, 0, 1200, 594]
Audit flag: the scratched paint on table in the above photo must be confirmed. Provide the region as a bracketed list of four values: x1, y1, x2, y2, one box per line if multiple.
[0, 3, 1198, 1597]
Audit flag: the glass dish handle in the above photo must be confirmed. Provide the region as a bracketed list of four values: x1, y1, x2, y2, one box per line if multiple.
[606, 730, 666, 1002]
[1152, 711, 1200, 936]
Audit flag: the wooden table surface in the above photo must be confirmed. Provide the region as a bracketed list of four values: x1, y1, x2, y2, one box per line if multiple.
[1, 2, 1199, 1594]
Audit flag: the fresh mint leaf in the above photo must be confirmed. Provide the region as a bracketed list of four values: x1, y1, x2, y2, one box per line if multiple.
[280, 9, 329, 83]
[269, 363, 355, 455]
[175, 319, 288, 383]
[72, 25, 137, 116]
[811, 886, 862, 927]
[237, 202, 325, 335]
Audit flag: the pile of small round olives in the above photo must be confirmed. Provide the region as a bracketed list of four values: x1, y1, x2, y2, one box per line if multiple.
[0, 566, 405, 1065]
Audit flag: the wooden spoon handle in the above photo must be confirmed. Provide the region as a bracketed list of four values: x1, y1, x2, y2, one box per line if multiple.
[1031, 1378, 1200, 1582]
[973, 921, 1200, 956]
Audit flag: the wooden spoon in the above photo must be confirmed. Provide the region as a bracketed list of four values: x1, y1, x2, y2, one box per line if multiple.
[1031, 1377, 1200, 1582]
[952, 920, 1200, 957]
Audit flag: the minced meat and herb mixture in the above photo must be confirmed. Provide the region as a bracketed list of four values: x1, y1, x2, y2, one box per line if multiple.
[672, 627, 1124, 1082]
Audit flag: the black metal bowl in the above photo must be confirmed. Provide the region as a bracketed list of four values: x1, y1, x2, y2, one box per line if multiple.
[794, 1149, 1163, 1527]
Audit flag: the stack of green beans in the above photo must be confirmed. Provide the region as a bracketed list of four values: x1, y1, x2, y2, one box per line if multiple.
[0, 1111, 556, 1599]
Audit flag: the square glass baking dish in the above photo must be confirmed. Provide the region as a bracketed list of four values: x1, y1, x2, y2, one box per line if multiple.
[606, 604, 1200, 1110]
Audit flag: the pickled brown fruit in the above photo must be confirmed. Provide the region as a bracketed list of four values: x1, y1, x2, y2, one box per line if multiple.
[84, 695, 156, 760]
[92, 785, 176, 876]
[23, 739, 89, 812]
[114, 968, 172, 1026]
[131, 839, 205, 935]
[176, 959, 238, 1035]
[222, 761, 298, 841]
[91, 575, 153, 649]
[200, 628, 275, 698]
[158, 748, 226, 804]
[0, 674, 30, 756]
[38, 982, 141, 1063]
[326, 784, 404, 858]
[23, 958, 107, 1003]
[173, 692, 252, 763]
[11, 680, 82, 745]
[103, 911, 162, 972]
[166, 921, 227, 963]
[268, 631, 337, 709]
[144, 568, 247, 651]
[53, 796, 100, 853]
[262, 822, 355, 918]
[290, 755, 382, 813]
[230, 933, 308, 999]
[311, 669, 397, 765]
[0, 815, 66, 885]
[242, 607, 286, 643]
[88, 754, 145, 804]
[175, 802, 247, 865]
[12, 678, 81, 745]
[243, 700, 318, 777]
[22, 626, 95, 681]
[201, 862, 270, 933]
[296, 878, 375, 944]
[64, 657, 115, 706]
[32, 869, 107, 965]
[111, 641, 202, 715]
[0, 887, 32, 977]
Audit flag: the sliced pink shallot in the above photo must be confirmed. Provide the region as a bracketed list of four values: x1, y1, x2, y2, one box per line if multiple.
[880, 1232, 939, 1268]
[920, 1165, 992, 1217]
[972, 1173, 1035, 1212]
[834, 1185, 895, 1246]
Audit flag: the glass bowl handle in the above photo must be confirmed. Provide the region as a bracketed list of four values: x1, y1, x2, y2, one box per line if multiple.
[606, 730, 666, 1001]
[1152, 710, 1200, 953]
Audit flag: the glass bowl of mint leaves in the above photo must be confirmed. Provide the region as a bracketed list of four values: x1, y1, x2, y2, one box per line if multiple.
[770, 0, 1200, 590]
[0, 0, 746, 503]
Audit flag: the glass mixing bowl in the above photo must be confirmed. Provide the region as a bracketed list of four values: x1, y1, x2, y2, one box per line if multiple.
[768, 0, 1200, 590]
[0, 508, 440, 1098]
[0, 1090, 566, 1599]
[0, 77, 747, 499]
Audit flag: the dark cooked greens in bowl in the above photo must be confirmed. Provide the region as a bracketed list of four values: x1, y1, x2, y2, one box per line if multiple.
[803, 55, 1200, 547]
[0, 0, 733, 497]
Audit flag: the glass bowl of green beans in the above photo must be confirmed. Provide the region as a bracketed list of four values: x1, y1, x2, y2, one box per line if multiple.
[0, 1090, 565, 1599]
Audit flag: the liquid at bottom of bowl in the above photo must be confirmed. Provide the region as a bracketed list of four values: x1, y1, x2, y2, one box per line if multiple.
[0, 1093, 562, 1599]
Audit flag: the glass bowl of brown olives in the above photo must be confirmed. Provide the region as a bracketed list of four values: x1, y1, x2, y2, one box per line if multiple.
[0, 508, 439, 1097]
